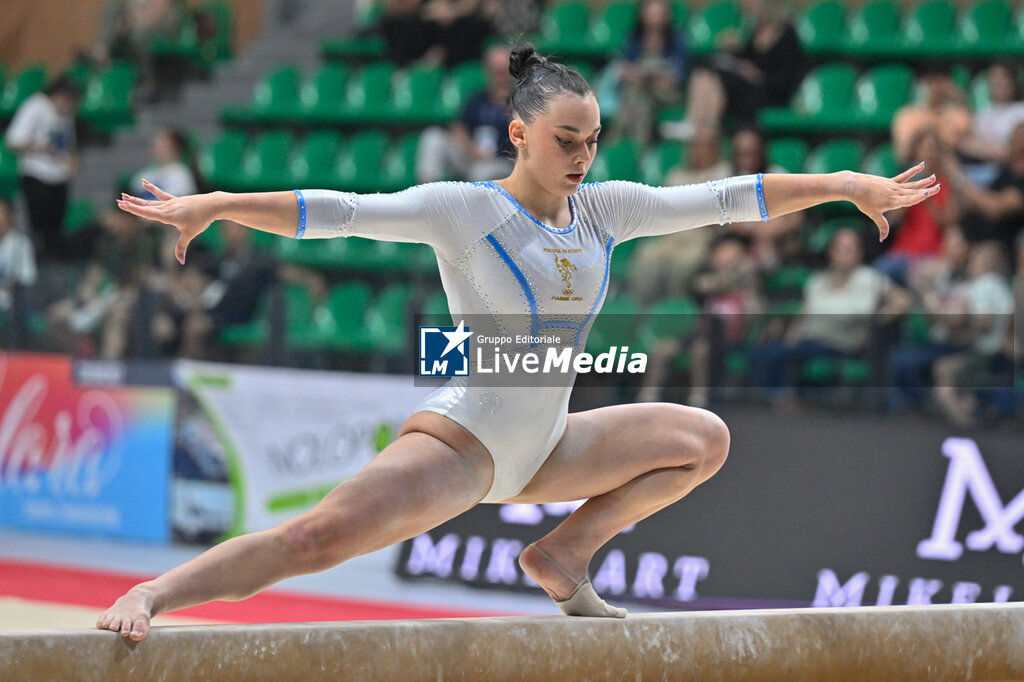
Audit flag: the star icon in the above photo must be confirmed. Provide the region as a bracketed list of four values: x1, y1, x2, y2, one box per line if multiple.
[440, 320, 472, 358]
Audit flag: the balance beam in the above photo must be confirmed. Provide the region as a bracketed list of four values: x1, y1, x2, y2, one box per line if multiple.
[3, 604, 1023, 681]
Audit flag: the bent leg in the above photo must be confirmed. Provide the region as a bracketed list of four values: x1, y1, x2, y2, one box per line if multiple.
[97, 412, 493, 640]
[509, 403, 729, 609]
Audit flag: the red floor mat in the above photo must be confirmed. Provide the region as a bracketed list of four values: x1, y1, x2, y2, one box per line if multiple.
[0, 559, 505, 623]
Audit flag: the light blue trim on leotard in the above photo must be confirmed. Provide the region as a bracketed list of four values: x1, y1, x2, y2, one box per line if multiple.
[483, 181, 579, 234]
[293, 190, 307, 238]
[574, 235, 615, 347]
[755, 173, 769, 222]
[485, 233, 539, 344]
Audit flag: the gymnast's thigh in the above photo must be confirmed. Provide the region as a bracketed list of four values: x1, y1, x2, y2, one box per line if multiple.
[505, 402, 724, 504]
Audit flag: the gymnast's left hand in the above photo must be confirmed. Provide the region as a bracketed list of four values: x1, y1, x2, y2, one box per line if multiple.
[117, 179, 216, 264]
[840, 163, 940, 242]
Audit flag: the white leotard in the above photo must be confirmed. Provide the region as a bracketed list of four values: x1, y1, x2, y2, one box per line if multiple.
[295, 177, 767, 502]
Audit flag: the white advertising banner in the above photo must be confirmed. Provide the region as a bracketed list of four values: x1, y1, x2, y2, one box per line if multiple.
[175, 362, 433, 535]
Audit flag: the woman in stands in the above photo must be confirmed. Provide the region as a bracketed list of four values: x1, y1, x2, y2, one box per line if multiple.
[100, 43, 937, 640]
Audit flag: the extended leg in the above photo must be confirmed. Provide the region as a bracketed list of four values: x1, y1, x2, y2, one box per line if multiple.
[97, 413, 493, 640]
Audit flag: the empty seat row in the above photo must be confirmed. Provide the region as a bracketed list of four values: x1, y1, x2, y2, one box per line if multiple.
[221, 61, 486, 128]
[198, 129, 421, 193]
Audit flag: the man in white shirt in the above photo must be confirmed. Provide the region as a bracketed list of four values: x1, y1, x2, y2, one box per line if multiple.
[3, 77, 81, 260]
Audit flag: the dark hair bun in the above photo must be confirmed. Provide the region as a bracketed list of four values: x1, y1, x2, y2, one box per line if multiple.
[509, 42, 546, 81]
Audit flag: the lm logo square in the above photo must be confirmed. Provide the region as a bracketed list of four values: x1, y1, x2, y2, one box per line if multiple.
[419, 321, 471, 377]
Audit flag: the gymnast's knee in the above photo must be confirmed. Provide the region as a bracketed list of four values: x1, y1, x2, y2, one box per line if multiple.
[668, 405, 730, 480]
[277, 511, 349, 573]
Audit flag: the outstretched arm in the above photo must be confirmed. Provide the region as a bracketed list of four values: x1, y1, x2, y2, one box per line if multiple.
[118, 180, 299, 264]
[761, 163, 939, 241]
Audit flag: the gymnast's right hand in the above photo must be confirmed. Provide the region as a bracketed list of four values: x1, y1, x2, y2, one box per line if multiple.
[117, 179, 215, 265]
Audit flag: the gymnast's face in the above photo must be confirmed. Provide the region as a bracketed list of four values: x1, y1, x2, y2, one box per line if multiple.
[511, 93, 601, 196]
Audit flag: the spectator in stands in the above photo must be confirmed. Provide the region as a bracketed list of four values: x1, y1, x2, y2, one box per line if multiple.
[628, 127, 729, 305]
[416, 45, 513, 184]
[379, 0, 436, 67]
[0, 198, 37, 316]
[906, 223, 970, 305]
[3, 77, 81, 261]
[958, 60, 1024, 172]
[891, 63, 971, 164]
[482, 0, 542, 36]
[608, 0, 689, 147]
[94, 0, 186, 100]
[130, 128, 197, 199]
[663, 0, 802, 139]
[886, 237, 1006, 413]
[724, 126, 801, 270]
[749, 228, 910, 405]
[930, 241, 1015, 426]
[381, 0, 494, 69]
[638, 234, 762, 407]
[46, 207, 159, 359]
[179, 220, 275, 360]
[947, 121, 1024, 251]
[874, 128, 960, 285]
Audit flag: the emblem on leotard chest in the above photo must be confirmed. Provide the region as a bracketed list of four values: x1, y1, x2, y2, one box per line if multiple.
[545, 248, 584, 301]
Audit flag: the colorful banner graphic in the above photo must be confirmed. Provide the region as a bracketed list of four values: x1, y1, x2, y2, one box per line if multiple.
[174, 362, 432, 536]
[0, 353, 175, 541]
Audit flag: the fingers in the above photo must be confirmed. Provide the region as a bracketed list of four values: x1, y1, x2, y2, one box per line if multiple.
[120, 193, 159, 206]
[891, 162, 925, 183]
[175, 233, 191, 265]
[872, 213, 890, 242]
[117, 199, 163, 221]
[901, 174, 937, 190]
[142, 178, 177, 201]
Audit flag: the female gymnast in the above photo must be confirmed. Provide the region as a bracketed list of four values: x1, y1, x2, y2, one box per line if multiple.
[99, 43, 937, 640]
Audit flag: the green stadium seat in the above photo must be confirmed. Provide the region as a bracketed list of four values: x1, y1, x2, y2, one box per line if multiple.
[282, 283, 319, 346]
[321, 35, 386, 62]
[238, 131, 293, 191]
[274, 237, 334, 268]
[535, 1, 591, 57]
[588, 138, 640, 182]
[969, 70, 990, 111]
[958, 0, 1016, 56]
[608, 238, 638, 283]
[440, 62, 486, 119]
[80, 61, 138, 134]
[333, 129, 389, 192]
[0, 64, 46, 119]
[843, 0, 901, 58]
[586, 294, 639, 353]
[762, 266, 812, 296]
[642, 140, 687, 186]
[199, 130, 248, 190]
[422, 289, 452, 327]
[299, 63, 349, 125]
[854, 63, 914, 130]
[227, 65, 302, 125]
[759, 63, 858, 133]
[688, 0, 742, 55]
[314, 281, 374, 351]
[670, 1, 689, 33]
[862, 142, 898, 178]
[901, 0, 958, 57]
[202, 1, 234, 63]
[766, 137, 810, 174]
[0, 145, 17, 200]
[638, 296, 701, 353]
[364, 284, 414, 354]
[800, 356, 869, 386]
[220, 291, 270, 347]
[586, 1, 638, 57]
[381, 131, 421, 192]
[798, 0, 847, 56]
[62, 62, 92, 90]
[289, 131, 342, 187]
[806, 139, 864, 175]
[339, 61, 396, 125]
[62, 197, 97, 235]
[807, 217, 863, 254]
[390, 64, 444, 125]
